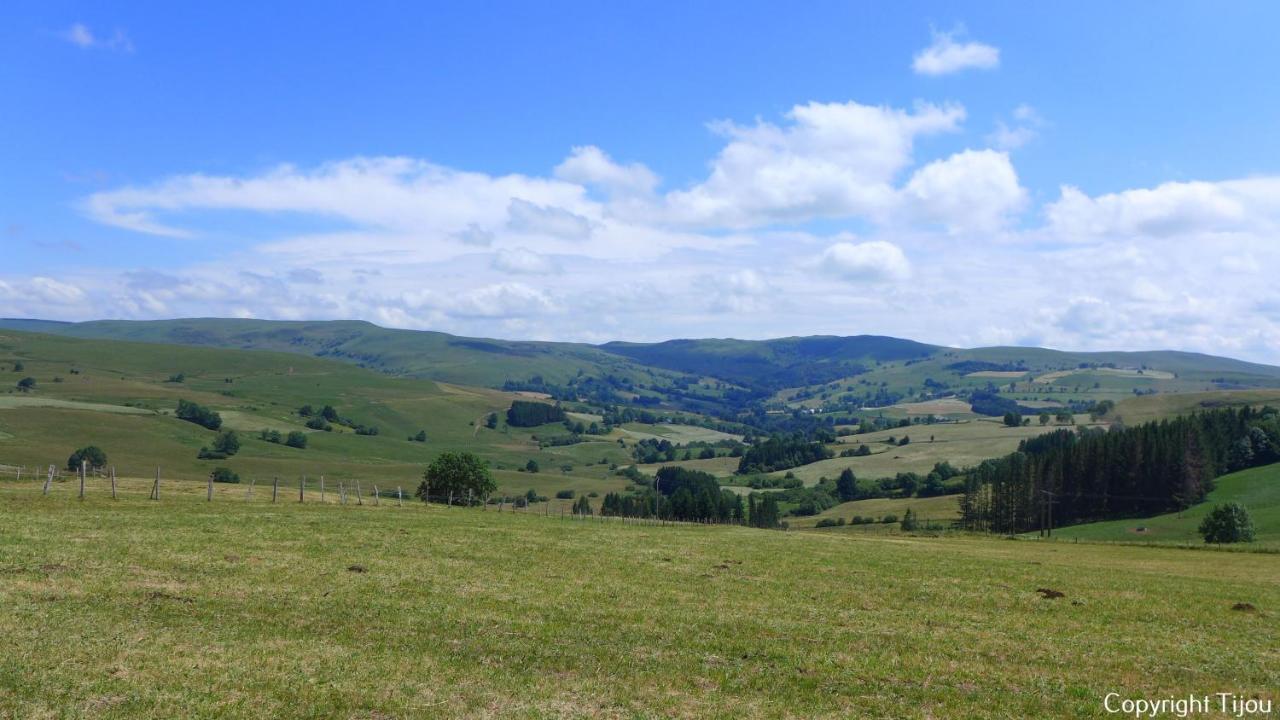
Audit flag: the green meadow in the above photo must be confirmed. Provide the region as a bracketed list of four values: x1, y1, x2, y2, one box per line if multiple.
[1, 479, 1276, 719]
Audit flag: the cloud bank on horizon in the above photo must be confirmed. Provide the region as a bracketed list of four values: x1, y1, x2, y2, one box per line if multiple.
[3, 15, 1279, 364]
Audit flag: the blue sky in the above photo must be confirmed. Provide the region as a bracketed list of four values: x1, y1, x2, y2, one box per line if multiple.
[3, 2, 1280, 360]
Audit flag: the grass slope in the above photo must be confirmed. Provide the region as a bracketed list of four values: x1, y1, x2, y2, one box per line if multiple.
[0, 330, 638, 503]
[1050, 463, 1280, 548]
[0, 481, 1276, 718]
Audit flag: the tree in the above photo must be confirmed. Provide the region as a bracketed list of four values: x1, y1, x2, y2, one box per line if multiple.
[417, 451, 495, 505]
[1198, 503, 1255, 544]
[212, 430, 240, 456]
[900, 508, 918, 532]
[67, 446, 107, 471]
[12, 361, 23, 372]
[16, 377, 35, 392]
[506, 401, 566, 427]
[176, 399, 222, 430]
[412, 430, 427, 442]
[1039, 413, 1051, 426]
[1002, 412, 1022, 428]
[285, 431, 308, 449]
[836, 468, 858, 502]
[485, 413, 498, 429]
[525, 459, 540, 473]
[573, 495, 592, 515]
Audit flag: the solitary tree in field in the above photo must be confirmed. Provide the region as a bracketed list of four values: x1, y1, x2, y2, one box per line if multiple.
[1039, 413, 1051, 426]
[1198, 503, 1255, 544]
[13, 361, 24, 372]
[417, 451, 495, 505]
[16, 377, 36, 392]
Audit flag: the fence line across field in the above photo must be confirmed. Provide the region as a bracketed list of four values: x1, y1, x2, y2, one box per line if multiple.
[0, 461, 717, 527]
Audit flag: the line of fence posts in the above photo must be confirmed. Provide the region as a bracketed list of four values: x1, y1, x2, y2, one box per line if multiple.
[16, 464, 722, 529]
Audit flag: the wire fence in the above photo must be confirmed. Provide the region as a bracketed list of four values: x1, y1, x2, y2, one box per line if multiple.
[0, 461, 715, 528]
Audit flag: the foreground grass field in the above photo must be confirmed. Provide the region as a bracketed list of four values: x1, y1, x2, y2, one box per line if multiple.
[1, 480, 1276, 718]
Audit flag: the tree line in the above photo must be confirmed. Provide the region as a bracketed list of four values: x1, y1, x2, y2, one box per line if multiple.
[960, 406, 1278, 533]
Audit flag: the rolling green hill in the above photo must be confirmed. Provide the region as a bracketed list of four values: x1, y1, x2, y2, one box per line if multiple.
[7, 319, 1279, 422]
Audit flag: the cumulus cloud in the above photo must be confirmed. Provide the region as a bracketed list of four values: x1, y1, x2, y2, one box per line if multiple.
[36, 96, 1280, 361]
[1045, 178, 1280, 241]
[554, 146, 658, 198]
[662, 100, 965, 226]
[912, 27, 999, 76]
[815, 240, 911, 283]
[902, 149, 1026, 232]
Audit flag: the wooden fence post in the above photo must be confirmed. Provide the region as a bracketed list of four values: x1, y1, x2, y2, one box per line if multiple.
[355, 480, 363, 505]
[373, 485, 380, 506]
[272, 477, 278, 503]
[110, 466, 117, 499]
[43, 465, 53, 495]
[340, 482, 347, 505]
[151, 466, 160, 500]
[299, 475, 305, 503]
[397, 486, 403, 507]
[247, 477, 255, 499]
[207, 472, 214, 502]
[320, 475, 325, 503]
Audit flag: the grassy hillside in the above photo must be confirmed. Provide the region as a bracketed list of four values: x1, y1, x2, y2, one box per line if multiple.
[1, 481, 1276, 718]
[1049, 463, 1280, 548]
[0, 330, 642, 505]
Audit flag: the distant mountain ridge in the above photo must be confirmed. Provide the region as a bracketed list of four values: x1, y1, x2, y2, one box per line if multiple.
[4, 318, 1279, 407]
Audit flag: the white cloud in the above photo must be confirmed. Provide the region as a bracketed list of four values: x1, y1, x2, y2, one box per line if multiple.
[554, 146, 658, 197]
[987, 104, 1043, 151]
[662, 100, 965, 226]
[815, 240, 911, 283]
[491, 247, 558, 275]
[505, 198, 593, 240]
[61, 23, 133, 52]
[449, 283, 556, 319]
[40, 97, 1280, 362]
[1045, 178, 1280, 241]
[912, 27, 999, 76]
[902, 149, 1026, 232]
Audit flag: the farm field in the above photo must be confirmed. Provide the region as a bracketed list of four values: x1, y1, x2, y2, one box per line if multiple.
[1, 480, 1276, 718]
[1048, 463, 1280, 549]
[777, 418, 1099, 484]
[788, 492, 962, 529]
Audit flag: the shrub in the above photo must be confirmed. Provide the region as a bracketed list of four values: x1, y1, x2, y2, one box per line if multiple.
[67, 446, 107, 471]
[210, 467, 240, 483]
[555, 489, 575, 499]
[260, 428, 282, 444]
[285, 431, 308, 449]
[525, 459, 540, 473]
[815, 517, 842, 528]
[176, 399, 222, 430]
[881, 514, 898, 524]
[900, 508, 918, 532]
[1198, 503, 1255, 544]
[417, 451, 495, 505]
[12, 361, 24, 372]
[306, 417, 332, 431]
[16, 377, 36, 392]
[167, 373, 185, 383]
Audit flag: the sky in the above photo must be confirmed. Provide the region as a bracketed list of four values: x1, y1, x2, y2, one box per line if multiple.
[3, 2, 1280, 361]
